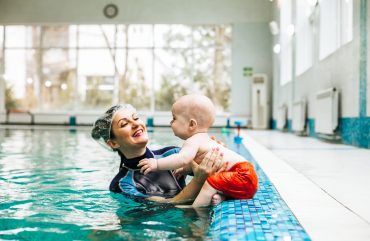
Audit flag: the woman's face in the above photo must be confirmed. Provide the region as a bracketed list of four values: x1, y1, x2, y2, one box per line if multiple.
[110, 108, 148, 151]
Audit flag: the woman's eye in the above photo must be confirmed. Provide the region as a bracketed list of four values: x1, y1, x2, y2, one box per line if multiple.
[132, 114, 140, 120]
[120, 123, 128, 127]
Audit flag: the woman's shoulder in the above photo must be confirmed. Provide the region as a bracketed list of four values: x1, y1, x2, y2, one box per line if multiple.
[152, 146, 181, 157]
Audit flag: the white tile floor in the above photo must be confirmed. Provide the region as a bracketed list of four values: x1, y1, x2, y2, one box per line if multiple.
[241, 130, 370, 241]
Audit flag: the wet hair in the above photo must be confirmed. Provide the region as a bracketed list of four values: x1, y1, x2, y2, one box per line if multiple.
[91, 104, 136, 142]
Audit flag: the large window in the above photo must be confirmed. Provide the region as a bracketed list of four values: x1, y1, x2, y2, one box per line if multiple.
[295, 0, 313, 76]
[2, 24, 231, 112]
[280, 0, 293, 85]
[340, 0, 353, 45]
[319, 0, 353, 60]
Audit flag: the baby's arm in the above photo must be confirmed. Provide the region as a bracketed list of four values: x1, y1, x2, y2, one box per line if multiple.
[138, 136, 200, 174]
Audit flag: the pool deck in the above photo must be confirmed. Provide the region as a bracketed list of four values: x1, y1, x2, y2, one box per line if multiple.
[241, 130, 370, 241]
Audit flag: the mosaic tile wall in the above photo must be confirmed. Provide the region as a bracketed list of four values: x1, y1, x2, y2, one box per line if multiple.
[207, 134, 311, 241]
[359, 0, 368, 117]
[340, 117, 370, 148]
[271, 117, 370, 148]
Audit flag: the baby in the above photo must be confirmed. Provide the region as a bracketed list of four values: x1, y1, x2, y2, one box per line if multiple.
[138, 94, 258, 207]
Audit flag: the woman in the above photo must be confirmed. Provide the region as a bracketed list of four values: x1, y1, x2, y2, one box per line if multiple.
[91, 104, 224, 204]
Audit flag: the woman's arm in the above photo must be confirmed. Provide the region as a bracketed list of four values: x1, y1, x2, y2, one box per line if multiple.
[150, 148, 225, 204]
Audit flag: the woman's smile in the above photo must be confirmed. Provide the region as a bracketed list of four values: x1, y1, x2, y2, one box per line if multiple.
[133, 129, 144, 137]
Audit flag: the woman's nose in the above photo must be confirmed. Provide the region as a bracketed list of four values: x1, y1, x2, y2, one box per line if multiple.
[131, 119, 139, 128]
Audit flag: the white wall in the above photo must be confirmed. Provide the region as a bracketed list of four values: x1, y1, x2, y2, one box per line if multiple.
[0, 0, 272, 24]
[297, 42, 358, 118]
[272, 0, 364, 121]
[231, 22, 273, 117]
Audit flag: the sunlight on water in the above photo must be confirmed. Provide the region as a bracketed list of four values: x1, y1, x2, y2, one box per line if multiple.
[0, 128, 209, 240]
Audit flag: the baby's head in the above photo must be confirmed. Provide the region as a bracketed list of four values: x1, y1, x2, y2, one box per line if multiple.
[171, 94, 215, 139]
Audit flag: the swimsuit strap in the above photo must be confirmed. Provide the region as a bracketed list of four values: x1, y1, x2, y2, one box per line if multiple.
[119, 165, 141, 171]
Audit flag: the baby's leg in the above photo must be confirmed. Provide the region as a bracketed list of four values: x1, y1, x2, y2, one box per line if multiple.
[192, 181, 218, 208]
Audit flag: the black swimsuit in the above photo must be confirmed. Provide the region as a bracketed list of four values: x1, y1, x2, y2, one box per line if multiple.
[109, 146, 186, 198]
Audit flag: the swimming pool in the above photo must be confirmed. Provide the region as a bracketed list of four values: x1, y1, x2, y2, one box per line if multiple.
[0, 127, 310, 240]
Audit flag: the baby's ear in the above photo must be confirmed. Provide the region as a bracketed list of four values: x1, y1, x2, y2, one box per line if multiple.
[189, 119, 198, 130]
[106, 139, 120, 149]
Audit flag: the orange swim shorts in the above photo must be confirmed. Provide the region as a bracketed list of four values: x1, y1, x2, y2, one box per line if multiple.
[206, 161, 258, 199]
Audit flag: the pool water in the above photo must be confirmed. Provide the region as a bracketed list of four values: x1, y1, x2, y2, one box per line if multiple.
[0, 127, 311, 241]
[0, 128, 209, 240]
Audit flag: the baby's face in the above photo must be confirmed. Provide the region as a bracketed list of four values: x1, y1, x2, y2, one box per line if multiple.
[170, 103, 191, 140]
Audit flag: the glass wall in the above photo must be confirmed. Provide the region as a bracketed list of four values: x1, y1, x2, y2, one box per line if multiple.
[2, 24, 231, 112]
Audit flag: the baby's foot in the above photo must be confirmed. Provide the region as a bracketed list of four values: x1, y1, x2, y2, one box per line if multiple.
[211, 193, 225, 206]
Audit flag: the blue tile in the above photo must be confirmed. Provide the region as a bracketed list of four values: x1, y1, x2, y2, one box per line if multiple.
[207, 133, 311, 241]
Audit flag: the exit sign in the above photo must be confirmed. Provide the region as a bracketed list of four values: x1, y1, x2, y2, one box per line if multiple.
[243, 67, 253, 77]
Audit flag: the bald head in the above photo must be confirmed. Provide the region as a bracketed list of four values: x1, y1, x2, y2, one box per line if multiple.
[173, 94, 216, 129]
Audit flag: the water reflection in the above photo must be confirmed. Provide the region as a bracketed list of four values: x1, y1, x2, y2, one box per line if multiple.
[88, 196, 212, 241]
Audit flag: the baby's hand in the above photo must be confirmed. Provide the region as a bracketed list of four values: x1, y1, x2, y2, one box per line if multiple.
[138, 158, 158, 174]
[173, 165, 192, 179]
[173, 167, 185, 179]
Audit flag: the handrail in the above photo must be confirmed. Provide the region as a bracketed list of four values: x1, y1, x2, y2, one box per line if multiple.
[5, 109, 34, 125]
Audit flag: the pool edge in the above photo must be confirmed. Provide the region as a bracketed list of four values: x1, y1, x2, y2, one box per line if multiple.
[240, 130, 370, 241]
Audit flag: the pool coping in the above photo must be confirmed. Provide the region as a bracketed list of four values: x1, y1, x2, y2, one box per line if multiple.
[240, 130, 370, 241]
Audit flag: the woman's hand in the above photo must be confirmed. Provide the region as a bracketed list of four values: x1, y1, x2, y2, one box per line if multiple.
[210, 136, 227, 147]
[173, 164, 192, 179]
[168, 148, 226, 205]
[191, 148, 227, 183]
[147, 196, 169, 203]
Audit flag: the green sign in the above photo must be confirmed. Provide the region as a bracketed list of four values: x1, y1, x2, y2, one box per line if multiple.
[243, 67, 253, 77]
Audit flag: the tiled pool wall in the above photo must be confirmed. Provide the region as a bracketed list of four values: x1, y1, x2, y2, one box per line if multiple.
[271, 117, 370, 148]
[207, 133, 311, 241]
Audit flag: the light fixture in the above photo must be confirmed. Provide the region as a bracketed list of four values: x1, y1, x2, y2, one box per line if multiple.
[273, 44, 281, 54]
[45, 80, 52, 88]
[269, 21, 279, 35]
[61, 83, 67, 90]
[27, 77, 33, 84]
